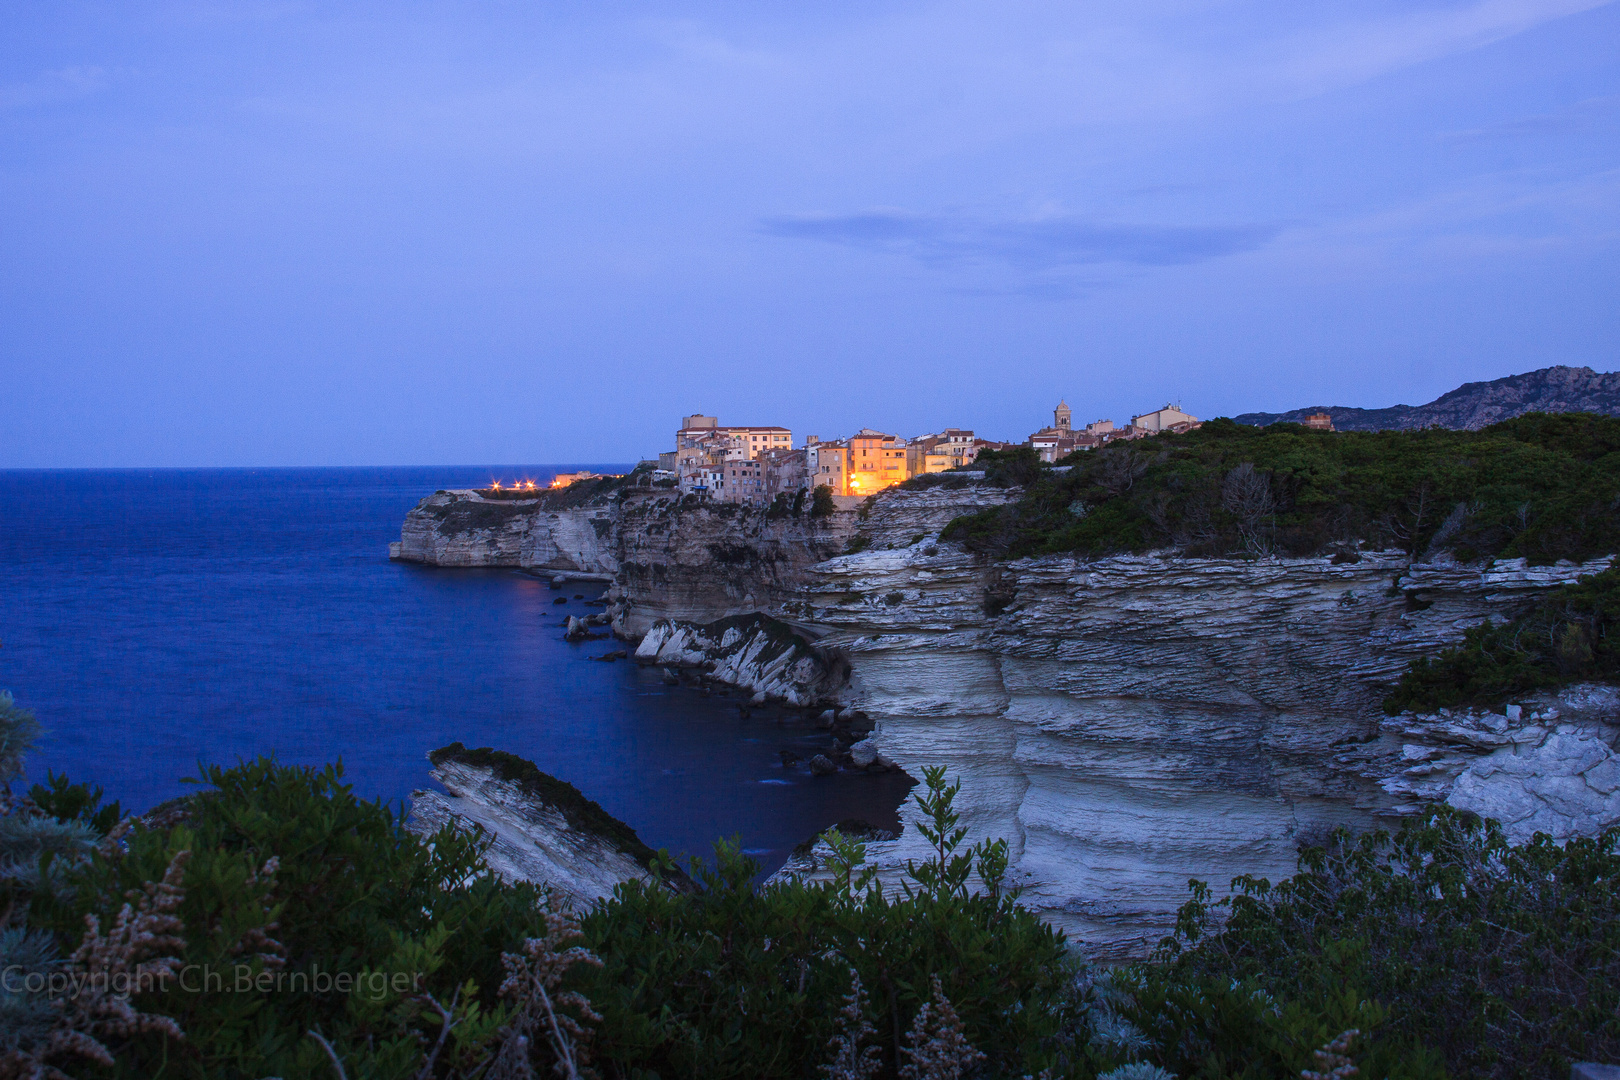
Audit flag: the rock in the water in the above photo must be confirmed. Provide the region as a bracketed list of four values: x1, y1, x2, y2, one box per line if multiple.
[814, 710, 837, 729]
[633, 614, 848, 708]
[661, 668, 680, 685]
[564, 616, 590, 641]
[808, 754, 836, 776]
[591, 649, 628, 662]
[553, 596, 568, 605]
[406, 743, 692, 909]
[849, 739, 879, 767]
[779, 750, 802, 767]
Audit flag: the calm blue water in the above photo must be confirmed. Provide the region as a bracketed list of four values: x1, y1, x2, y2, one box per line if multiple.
[0, 467, 910, 871]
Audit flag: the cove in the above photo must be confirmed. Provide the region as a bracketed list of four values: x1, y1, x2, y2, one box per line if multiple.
[0, 466, 911, 872]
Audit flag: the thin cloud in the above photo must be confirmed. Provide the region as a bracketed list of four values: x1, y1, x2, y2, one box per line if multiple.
[1270, 0, 1616, 97]
[762, 210, 1278, 270]
[0, 66, 110, 111]
[1441, 94, 1620, 144]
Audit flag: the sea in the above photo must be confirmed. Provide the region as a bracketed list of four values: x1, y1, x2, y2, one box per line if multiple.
[0, 467, 912, 872]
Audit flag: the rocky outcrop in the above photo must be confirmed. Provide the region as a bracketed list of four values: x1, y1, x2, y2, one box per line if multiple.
[393, 490, 617, 574]
[1369, 684, 1620, 842]
[399, 476, 1620, 956]
[633, 613, 849, 707]
[610, 486, 1016, 637]
[1235, 364, 1620, 431]
[394, 483, 1016, 637]
[406, 743, 689, 909]
[764, 547, 1618, 958]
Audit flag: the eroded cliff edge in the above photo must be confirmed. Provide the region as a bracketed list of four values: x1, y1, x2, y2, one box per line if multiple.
[406, 743, 692, 910]
[770, 545, 1618, 957]
[397, 481, 1620, 957]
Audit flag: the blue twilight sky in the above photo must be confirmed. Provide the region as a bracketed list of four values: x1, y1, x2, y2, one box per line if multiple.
[2, 1, 1617, 467]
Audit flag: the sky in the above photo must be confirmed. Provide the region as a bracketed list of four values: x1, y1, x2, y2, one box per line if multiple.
[2, 1, 1617, 466]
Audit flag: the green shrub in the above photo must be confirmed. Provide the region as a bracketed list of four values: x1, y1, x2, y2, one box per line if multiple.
[580, 766, 1076, 1079]
[1385, 566, 1620, 713]
[810, 484, 837, 518]
[26, 758, 554, 1079]
[4, 756, 1080, 1079]
[7, 738, 1616, 1078]
[1136, 808, 1620, 1079]
[973, 445, 1044, 487]
[943, 413, 1620, 563]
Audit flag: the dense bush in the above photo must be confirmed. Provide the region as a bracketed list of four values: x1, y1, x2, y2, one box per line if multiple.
[942, 413, 1620, 563]
[1384, 566, 1620, 713]
[0, 724, 1082, 1079]
[1134, 809, 1620, 1079]
[579, 768, 1076, 1079]
[4, 694, 1617, 1079]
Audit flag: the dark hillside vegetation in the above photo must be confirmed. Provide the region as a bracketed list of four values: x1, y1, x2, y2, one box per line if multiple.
[1144, 810, 1619, 1080]
[1383, 566, 1620, 713]
[941, 413, 1620, 563]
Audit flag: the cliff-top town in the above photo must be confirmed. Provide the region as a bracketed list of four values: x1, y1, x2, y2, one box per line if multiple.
[633, 399, 1257, 503]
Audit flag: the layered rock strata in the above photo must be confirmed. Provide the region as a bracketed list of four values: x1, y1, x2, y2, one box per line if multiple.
[394, 490, 617, 574]
[763, 548, 1617, 958]
[633, 613, 849, 707]
[406, 743, 688, 909]
[399, 480, 1620, 956]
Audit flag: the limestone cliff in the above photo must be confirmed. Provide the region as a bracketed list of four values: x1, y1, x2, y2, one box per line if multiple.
[406, 743, 689, 909]
[398, 479, 1620, 957]
[633, 613, 849, 707]
[763, 546, 1618, 957]
[394, 489, 617, 574]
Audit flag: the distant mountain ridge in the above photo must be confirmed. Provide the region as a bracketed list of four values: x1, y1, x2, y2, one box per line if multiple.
[1233, 365, 1620, 431]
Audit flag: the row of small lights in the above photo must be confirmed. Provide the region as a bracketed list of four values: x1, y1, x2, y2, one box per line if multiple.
[485, 479, 557, 491]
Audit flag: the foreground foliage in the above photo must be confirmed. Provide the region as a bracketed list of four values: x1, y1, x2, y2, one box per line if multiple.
[1384, 566, 1620, 713]
[2, 694, 1617, 1078]
[942, 413, 1620, 563]
[1135, 809, 1620, 1079]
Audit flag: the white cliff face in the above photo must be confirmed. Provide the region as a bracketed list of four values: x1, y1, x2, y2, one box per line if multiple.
[394, 490, 617, 574]
[407, 754, 669, 910]
[767, 546, 1618, 959]
[521, 508, 620, 576]
[397, 480, 1620, 956]
[633, 614, 848, 707]
[1375, 685, 1620, 841]
[395, 491, 540, 566]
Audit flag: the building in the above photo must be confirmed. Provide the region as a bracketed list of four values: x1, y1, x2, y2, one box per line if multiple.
[905, 428, 982, 475]
[1029, 430, 1101, 463]
[1084, 419, 1114, 437]
[1131, 404, 1200, 432]
[810, 429, 910, 496]
[847, 429, 908, 495]
[718, 457, 767, 504]
[759, 446, 808, 500]
[1304, 413, 1335, 431]
[809, 438, 848, 494]
[1028, 402, 1092, 462]
[671, 414, 794, 493]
